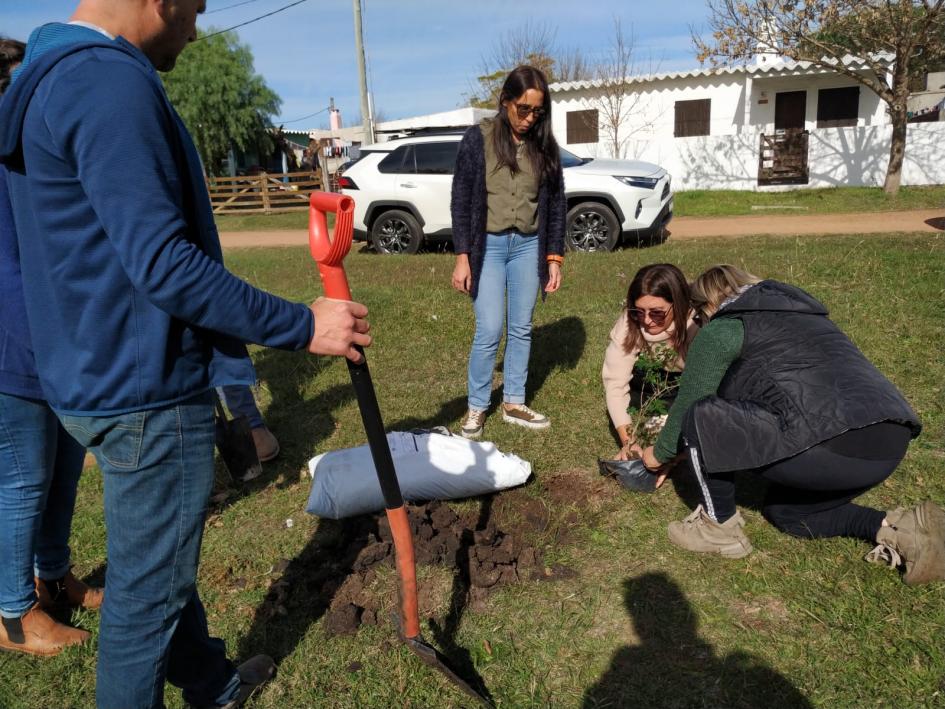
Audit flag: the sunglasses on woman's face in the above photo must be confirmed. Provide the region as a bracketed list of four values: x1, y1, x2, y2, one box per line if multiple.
[628, 307, 670, 326]
[513, 102, 546, 120]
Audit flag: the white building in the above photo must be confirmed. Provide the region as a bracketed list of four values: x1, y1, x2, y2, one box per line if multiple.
[551, 55, 945, 190]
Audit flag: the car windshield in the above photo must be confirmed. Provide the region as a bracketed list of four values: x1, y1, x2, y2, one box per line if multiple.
[559, 147, 589, 168]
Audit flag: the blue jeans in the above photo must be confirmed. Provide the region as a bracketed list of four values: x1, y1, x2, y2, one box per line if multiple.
[467, 232, 540, 411]
[220, 385, 264, 429]
[0, 392, 85, 618]
[61, 391, 240, 709]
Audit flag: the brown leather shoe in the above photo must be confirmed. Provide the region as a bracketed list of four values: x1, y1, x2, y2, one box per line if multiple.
[36, 570, 104, 611]
[0, 604, 90, 657]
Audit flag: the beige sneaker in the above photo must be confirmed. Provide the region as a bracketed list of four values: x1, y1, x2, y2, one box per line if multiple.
[668, 505, 753, 558]
[460, 408, 486, 439]
[501, 403, 550, 430]
[865, 501, 945, 585]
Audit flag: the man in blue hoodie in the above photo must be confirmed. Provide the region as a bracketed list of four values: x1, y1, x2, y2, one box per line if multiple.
[0, 1, 371, 707]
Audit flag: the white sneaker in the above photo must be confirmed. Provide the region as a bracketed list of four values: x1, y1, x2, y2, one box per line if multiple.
[501, 403, 550, 430]
[460, 408, 486, 439]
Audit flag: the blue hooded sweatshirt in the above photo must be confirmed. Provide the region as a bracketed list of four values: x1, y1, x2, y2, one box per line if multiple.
[0, 162, 43, 399]
[0, 24, 314, 416]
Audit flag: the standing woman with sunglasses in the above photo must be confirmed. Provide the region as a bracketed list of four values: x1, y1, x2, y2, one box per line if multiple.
[602, 264, 699, 460]
[451, 65, 565, 439]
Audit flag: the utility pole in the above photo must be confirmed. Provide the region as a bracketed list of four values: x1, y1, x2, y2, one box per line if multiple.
[352, 0, 374, 145]
[320, 98, 334, 191]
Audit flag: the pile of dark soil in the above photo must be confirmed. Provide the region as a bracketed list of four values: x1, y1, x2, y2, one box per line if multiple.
[249, 471, 612, 637]
[323, 499, 550, 635]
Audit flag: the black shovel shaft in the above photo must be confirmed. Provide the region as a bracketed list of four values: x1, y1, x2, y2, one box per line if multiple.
[345, 347, 403, 509]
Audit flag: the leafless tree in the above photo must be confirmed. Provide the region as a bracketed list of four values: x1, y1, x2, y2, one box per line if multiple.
[465, 21, 592, 107]
[574, 19, 659, 159]
[694, 0, 945, 195]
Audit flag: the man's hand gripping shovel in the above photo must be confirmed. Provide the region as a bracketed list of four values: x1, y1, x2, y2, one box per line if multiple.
[308, 192, 493, 708]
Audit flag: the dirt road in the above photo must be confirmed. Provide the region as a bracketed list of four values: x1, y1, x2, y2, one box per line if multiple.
[219, 208, 945, 248]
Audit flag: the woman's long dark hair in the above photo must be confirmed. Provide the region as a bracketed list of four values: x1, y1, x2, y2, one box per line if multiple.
[623, 263, 692, 356]
[0, 38, 25, 96]
[492, 65, 561, 187]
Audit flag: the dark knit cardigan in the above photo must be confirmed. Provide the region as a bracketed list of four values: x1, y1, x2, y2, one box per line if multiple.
[450, 123, 566, 300]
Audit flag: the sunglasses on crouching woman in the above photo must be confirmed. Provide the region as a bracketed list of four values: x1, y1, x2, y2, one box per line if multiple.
[628, 307, 670, 326]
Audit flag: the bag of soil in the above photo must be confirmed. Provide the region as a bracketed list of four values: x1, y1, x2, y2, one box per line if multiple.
[597, 457, 658, 493]
[306, 429, 532, 519]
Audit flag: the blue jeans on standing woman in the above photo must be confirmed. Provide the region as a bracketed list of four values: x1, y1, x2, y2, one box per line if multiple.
[467, 231, 540, 411]
[61, 390, 241, 709]
[0, 392, 85, 618]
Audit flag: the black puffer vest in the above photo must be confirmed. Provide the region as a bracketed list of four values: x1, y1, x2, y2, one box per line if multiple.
[686, 281, 921, 473]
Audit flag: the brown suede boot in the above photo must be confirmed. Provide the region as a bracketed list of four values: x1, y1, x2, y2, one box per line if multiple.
[36, 570, 104, 611]
[0, 604, 90, 657]
[866, 501, 945, 585]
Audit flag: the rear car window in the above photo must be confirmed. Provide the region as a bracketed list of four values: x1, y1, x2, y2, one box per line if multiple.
[378, 145, 412, 174]
[413, 142, 460, 175]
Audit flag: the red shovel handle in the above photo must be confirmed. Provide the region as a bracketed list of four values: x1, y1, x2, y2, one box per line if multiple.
[309, 191, 355, 301]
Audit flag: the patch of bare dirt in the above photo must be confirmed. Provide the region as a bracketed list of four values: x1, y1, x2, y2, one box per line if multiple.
[249, 470, 618, 637]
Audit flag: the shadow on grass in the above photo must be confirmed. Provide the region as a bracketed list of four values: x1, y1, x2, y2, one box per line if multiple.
[428, 496, 495, 705]
[386, 316, 586, 432]
[235, 515, 374, 665]
[582, 573, 813, 709]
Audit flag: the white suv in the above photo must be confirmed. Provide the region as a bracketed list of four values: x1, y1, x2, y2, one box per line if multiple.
[339, 131, 673, 254]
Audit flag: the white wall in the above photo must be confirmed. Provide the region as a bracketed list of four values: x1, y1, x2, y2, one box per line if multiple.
[621, 122, 945, 190]
[552, 75, 747, 159]
[552, 71, 945, 190]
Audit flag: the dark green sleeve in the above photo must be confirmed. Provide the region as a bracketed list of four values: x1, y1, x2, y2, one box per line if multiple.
[653, 319, 744, 462]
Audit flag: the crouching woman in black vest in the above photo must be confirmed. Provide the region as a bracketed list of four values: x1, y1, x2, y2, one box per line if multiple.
[637, 265, 942, 585]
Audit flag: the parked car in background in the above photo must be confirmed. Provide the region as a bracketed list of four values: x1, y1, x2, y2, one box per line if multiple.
[338, 130, 673, 254]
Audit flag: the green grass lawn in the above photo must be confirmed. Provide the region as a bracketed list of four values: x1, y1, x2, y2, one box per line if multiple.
[2, 233, 943, 708]
[213, 185, 945, 231]
[673, 185, 945, 217]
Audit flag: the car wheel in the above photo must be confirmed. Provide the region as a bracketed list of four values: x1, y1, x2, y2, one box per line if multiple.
[566, 202, 620, 252]
[370, 209, 423, 255]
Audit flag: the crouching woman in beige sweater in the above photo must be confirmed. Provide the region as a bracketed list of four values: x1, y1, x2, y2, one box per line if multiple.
[602, 263, 700, 460]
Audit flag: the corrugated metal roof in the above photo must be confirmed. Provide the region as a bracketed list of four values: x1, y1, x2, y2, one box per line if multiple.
[549, 54, 892, 92]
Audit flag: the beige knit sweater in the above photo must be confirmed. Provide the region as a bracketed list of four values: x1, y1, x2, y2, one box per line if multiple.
[601, 312, 699, 440]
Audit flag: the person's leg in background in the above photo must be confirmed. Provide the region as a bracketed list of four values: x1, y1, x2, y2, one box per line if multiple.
[0, 392, 90, 656]
[33, 417, 103, 611]
[500, 233, 548, 430]
[62, 391, 272, 708]
[462, 233, 510, 439]
[220, 385, 279, 462]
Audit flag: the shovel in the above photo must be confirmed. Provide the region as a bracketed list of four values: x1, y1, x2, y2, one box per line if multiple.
[308, 191, 493, 708]
[214, 394, 262, 482]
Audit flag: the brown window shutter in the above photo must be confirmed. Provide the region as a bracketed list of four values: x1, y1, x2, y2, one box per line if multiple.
[675, 99, 711, 137]
[567, 109, 599, 143]
[816, 87, 859, 128]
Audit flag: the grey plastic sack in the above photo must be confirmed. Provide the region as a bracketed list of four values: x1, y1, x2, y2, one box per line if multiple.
[306, 430, 532, 519]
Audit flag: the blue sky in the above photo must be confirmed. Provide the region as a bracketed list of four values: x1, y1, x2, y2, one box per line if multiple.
[5, 0, 712, 130]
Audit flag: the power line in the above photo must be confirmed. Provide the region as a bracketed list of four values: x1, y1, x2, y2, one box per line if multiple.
[196, 0, 310, 41]
[205, 0, 268, 15]
[279, 106, 330, 125]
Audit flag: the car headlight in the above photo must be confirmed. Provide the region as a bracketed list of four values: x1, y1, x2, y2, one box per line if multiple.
[614, 175, 660, 190]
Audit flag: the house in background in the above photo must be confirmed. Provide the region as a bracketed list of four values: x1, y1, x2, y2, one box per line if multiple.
[551, 53, 945, 191]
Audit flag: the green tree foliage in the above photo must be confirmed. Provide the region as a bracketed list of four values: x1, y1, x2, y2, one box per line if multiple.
[162, 30, 280, 176]
[694, 0, 945, 196]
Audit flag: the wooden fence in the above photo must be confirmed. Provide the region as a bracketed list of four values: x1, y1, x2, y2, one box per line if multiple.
[205, 171, 330, 215]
